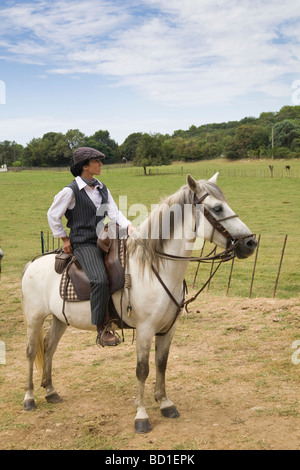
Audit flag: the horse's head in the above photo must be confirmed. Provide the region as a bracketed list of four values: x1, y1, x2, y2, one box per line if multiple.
[187, 173, 257, 259]
[0, 249, 4, 261]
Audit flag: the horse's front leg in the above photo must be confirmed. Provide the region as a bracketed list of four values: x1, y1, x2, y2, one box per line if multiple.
[154, 326, 180, 419]
[134, 329, 153, 433]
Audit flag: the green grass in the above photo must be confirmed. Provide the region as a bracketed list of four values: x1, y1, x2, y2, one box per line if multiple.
[0, 158, 300, 298]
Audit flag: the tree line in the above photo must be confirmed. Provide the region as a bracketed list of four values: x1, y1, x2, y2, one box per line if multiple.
[1, 106, 300, 172]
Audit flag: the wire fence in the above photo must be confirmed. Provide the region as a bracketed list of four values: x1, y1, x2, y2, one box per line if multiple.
[7, 164, 300, 179]
[139, 166, 300, 179]
[40, 231, 293, 299]
[191, 234, 289, 299]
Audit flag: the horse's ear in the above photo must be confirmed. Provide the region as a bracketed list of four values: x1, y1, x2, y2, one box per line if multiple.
[187, 174, 198, 193]
[208, 172, 219, 184]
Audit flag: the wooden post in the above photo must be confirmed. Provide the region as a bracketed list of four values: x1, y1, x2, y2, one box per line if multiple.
[226, 256, 235, 295]
[249, 234, 261, 298]
[41, 231, 45, 254]
[207, 246, 217, 291]
[269, 165, 274, 178]
[273, 235, 288, 298]
[193, 241, 205, 287]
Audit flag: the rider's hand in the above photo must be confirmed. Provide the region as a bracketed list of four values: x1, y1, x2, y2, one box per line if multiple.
[127, 224, 135, 236]
[62, 237, 72, 254]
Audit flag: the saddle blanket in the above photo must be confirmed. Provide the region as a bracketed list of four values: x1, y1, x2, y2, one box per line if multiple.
[59, 261, 132, 331]
[59, 236, 126, 303]
[60, 267, 89, 302]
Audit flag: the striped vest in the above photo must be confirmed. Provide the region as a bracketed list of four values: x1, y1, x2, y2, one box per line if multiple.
[65, 180, 108, 246]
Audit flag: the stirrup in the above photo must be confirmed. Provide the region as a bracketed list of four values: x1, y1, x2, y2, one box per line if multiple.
[96, 326, 121, 348]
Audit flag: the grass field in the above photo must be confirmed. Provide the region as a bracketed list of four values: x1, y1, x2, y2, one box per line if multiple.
[1, 158, 299, 298]
[0, 159, 300, 450]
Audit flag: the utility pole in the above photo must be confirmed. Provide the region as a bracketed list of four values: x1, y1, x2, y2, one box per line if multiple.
[272, 125, 274, 160]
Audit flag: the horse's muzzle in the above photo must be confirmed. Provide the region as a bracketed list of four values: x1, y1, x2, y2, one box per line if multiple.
[233, 236, 257, 259]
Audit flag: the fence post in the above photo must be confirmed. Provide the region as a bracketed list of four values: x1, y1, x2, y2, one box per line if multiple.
[226, 256, 235, 295]
[207, 246, 217, 291]
[41, 231, 45, 254]
[273, 235, 288, 298]
[249, 234, 261, 298]
[193, 241, 206, 287]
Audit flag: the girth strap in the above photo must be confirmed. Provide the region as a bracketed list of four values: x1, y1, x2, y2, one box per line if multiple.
[151, 264, 186, 336]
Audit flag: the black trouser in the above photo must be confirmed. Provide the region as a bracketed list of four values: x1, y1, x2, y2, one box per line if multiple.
[73, 243, 109, 327]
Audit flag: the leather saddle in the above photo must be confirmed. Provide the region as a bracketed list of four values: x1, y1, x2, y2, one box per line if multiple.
[55, 223, 130, 329]
[56, 223, 126, 298]
[97, 222, 126, 294]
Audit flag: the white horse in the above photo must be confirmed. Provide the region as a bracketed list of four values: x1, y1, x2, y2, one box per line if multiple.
[22, 174, 257, 433]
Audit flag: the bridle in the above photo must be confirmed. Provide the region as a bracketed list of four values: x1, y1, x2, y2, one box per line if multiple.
[155, 192, 244, 264]
[135, 191, 254, 336]
[195, 192, 239, 245]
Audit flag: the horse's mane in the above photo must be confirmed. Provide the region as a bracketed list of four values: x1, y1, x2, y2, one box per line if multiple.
[127, 180, 225, 271]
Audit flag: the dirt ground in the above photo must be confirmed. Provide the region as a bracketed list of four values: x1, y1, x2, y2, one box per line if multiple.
[0, 293, 300, 450]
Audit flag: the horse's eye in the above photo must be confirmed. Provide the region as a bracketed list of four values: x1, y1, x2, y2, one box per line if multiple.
[213, 205, 223, 214]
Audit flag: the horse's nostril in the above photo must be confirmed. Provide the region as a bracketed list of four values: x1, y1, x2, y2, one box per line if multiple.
[246, 238, 257, 249]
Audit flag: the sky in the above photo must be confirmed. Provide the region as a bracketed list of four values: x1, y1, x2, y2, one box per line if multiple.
[0, 0, 300, 146]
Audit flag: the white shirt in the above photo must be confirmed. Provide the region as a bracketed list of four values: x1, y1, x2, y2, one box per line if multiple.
[47, 176, 130, 238]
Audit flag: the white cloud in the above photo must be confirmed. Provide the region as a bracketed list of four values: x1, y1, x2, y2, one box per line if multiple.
[0, 0, 300, 107]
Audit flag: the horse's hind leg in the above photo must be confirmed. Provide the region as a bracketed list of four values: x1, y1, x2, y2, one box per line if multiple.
[154, 327, 180, 419]
[41, 315, 67, 404]
[24, 316, 45, 411]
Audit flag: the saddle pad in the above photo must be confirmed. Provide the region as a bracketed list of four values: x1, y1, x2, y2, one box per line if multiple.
[59, 239, 126, 302]
[60, 268, 90, 302]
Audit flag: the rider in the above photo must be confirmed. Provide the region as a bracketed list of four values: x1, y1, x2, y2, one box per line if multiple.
[47, 147, 134, 347]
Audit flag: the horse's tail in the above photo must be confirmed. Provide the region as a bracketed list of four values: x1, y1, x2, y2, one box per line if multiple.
[23, 315, 45, 377]
[22, 259, 47, 377]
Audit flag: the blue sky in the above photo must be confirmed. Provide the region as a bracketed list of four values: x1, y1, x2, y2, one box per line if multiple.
[0, 0, 300, 146]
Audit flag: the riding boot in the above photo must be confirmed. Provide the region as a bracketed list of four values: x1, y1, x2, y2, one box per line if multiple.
[96, 325, 121, 348]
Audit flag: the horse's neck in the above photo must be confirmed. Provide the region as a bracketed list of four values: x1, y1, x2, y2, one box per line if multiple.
[158, 219, 195, 284]
[130, 203, 196, 285]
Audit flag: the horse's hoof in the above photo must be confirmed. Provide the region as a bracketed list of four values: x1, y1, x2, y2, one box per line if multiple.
[134, 419, 152, 434]
[24, 399, 37, 411]
[161, 405, 180, 419]
[45, 392, 62, 404]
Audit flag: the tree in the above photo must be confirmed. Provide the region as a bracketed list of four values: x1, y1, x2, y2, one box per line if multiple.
[236, 125, 256, 157]
[23, 133, 72, 166]
[23, 138, 48, 166]
[65, 129, 86, 149]
[0, 140, 23, 166]
[84, 130, 119, 163]
[40, 132, 72, 166]
[133, 133, 171, 175]
[119, 132, 143, 161]
[274, 120, 299, 148]
[277, 106, 300, 120]
[250, 127, 270, 150]
[223, 136, 241, 160]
